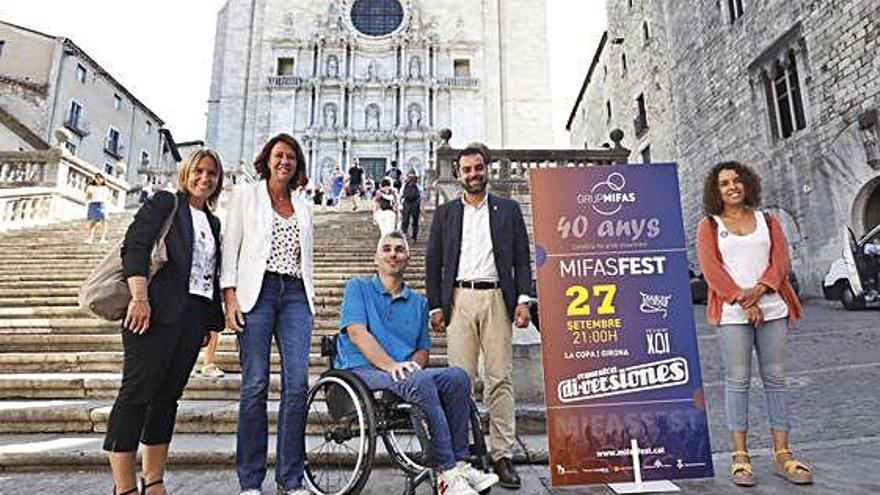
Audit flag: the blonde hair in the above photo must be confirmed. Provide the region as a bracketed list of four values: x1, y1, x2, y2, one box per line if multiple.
[177, 148, 224, 210]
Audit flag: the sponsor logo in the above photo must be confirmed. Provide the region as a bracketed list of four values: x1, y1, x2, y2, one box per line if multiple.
[646, 328, 671, 356]
[639, 291, 671, 318]
[578, 172, 637, 216]
[557, 357, 689, 403]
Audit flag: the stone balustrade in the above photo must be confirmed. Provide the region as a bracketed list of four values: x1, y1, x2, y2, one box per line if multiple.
[431, 128, 630, 203]
[0, 149, 130, 230]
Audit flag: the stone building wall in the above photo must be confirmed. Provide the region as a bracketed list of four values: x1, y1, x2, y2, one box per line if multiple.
[568, 0, 677, 167]
[570, 0, 879, 294]
[663, 0, 880, 293]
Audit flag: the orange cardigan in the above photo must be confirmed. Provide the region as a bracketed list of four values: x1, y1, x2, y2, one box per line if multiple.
[695, 213, 803, 326]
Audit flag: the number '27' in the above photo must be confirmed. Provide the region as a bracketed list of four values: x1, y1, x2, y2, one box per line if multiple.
[565, 284, 617, 316]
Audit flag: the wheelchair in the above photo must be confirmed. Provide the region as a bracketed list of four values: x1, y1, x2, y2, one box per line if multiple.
[304, 335, 493, 495]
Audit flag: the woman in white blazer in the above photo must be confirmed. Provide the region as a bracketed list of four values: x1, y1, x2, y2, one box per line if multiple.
[221, 133, 315, 495]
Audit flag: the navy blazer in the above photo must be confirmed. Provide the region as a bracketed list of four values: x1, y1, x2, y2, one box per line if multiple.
[121, 190, 224, 330]
[425, 193, 533, 322]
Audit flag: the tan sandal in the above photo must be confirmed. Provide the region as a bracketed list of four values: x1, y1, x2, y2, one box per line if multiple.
[729, 450, 756, 486]
[773, 449, 813, 485]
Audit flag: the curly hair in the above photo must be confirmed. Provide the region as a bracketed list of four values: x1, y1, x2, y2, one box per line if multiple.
[702, 161, 762, 216]
[253, 133, 308, 188]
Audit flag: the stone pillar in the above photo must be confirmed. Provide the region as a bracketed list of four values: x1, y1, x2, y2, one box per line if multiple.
[512, 324, 544, 404]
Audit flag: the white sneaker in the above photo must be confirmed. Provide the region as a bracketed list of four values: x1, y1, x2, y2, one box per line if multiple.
[456, 461, 499, 492]
[437, 467, 478, 495]
[200, 363, 225, 377]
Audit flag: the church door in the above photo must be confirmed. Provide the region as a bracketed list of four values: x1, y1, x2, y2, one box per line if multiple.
[359, 157, 387, 182]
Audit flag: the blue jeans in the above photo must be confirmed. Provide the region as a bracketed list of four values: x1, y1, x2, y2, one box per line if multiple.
[718, 318, 790, 432]
[236, 273, 313, 491]
[352, 366, 472, 471]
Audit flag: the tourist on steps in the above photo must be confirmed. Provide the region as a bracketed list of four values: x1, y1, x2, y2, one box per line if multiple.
[221, 133, 316, 495]
[85, 172, 111, 244]
[103, 149, 226, 495]
[373, 177, 400, 237]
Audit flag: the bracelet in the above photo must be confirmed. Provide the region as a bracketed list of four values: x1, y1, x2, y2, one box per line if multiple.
[131, 298, 148, 303]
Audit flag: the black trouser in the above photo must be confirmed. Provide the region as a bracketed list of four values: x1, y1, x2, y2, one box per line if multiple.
[401, 202, 420, 241]
[103, 296, 211, 452]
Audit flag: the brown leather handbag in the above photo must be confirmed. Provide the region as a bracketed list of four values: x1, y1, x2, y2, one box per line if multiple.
[78, 194, 178, 320]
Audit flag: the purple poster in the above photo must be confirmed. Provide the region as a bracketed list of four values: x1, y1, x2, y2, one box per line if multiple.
[530, 164, 714, 486]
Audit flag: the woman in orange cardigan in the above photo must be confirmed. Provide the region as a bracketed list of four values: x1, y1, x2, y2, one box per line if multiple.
[695, 161, 812, 487]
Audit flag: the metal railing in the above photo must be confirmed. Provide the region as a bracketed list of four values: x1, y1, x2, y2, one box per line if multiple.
[267, 75, 304, 87]
[63, 116, 90, 137]
[438, 76, 479, 88]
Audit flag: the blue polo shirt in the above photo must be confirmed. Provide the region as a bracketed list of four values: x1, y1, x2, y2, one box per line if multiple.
[334, 275, 431, 370]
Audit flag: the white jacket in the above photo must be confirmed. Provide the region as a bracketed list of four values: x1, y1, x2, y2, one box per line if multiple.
[220, 180, 315, 314]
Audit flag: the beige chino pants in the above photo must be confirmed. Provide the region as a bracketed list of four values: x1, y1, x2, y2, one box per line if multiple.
[446, 287, 515, 461]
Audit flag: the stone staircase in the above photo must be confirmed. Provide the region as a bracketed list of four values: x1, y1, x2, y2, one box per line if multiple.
[0, 207, 547, 469]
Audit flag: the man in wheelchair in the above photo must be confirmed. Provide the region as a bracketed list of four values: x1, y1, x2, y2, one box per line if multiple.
[334, 231, 499, 495]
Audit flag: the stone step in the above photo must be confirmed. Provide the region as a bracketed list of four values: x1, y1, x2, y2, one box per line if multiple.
[0, 300, 418, 320]
[0, 350, 448, 374]
[0, 317, 350, 334]
[0, 256, 428, 268]
[0, 333, 447, 353]
[0, 321, 355, 335]
[0, 280, 427, 294]
[0, 265, 424, 277]
[0, 432, 543, 471]
[0, 372, 248, 400]
[0, 283, 426, 297]
[0, 369, 497, 404]
[0, 399, 545, 435]
[0, 297, 80, 307]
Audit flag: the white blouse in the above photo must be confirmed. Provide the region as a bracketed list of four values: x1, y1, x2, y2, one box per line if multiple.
[266, 211, 303, 277]
[189, 206, 216, 298]
[714, 210, 789, 325]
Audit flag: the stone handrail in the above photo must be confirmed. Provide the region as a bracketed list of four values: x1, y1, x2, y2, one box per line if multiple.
[0, 149, 130, 229]
[430, 129, 630, 204]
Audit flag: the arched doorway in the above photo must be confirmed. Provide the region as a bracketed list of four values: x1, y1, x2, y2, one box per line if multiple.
[851, 176, 880, 235]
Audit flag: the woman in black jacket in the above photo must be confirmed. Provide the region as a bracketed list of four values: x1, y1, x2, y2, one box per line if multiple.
[104, 149, 225, 495]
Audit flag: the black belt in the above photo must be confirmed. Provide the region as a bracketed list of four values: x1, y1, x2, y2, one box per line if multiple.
[265, 271, 303, 282]
[455, 280, 500, 290]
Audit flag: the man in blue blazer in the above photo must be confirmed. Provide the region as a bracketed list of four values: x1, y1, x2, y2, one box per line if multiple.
[425, 143, 533, 489]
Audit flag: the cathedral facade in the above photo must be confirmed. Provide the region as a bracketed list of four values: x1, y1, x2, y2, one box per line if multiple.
[206, 0, 553, 184]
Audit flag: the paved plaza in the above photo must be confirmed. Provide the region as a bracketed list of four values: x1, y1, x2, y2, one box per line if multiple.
[1, 300, 879, 493]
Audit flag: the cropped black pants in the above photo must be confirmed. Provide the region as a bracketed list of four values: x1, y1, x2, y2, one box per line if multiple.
[103, 295, 211, 452]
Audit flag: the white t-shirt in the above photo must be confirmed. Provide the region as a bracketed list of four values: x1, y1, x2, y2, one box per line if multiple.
[86, 184, 111, 204]
[189, 206, 216, 298]
[715, 210, 789, 325]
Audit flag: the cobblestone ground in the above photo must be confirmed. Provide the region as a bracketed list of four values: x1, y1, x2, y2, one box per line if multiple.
[2, 301, 879, 494]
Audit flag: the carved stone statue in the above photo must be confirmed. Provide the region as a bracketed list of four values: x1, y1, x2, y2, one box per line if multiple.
[409, 56, 422, 79]
[325, 55, 339, 78]
[366, 104, 381, 131]
[323, 103, 338, 128]
[367, 60, 377, 81]
[407, 103, 423, 129]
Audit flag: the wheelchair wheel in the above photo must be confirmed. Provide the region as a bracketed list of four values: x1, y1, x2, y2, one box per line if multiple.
[381, 403, 432, 476]
[304, 371, 376, 495]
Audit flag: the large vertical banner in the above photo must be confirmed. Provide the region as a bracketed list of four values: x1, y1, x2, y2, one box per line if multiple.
[530, 164, 714, 486]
